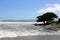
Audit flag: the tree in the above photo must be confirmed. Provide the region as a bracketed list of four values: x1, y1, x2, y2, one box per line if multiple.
[58, 18, 60, 23]
[37, 12, 58, 24]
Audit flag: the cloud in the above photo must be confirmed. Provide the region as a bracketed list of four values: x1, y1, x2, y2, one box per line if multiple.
[36, 4, 60, 18]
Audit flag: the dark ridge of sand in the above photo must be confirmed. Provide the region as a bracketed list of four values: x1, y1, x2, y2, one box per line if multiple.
[0, 35, 60, 40]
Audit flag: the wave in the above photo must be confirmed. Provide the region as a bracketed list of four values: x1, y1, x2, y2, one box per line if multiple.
[0, 22, 60, 38]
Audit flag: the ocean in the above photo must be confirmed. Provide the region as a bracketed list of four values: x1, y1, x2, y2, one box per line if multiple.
[0, 20, 36, 22]
[0, 22, 60, 40]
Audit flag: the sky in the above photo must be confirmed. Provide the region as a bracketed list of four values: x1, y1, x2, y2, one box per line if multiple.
[0, 0, 60, 20]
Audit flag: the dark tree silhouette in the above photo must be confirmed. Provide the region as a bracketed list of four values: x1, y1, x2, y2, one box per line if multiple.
[37, 12, 58, 24]
[58, 18, 60, 23]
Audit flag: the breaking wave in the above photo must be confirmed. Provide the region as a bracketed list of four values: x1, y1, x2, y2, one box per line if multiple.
[0, 22, 60, 38]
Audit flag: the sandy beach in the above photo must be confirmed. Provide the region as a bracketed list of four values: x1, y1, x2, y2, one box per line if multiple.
[0, 35, 60, 40]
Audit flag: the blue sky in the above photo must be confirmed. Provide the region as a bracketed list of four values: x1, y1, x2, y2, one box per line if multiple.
[0, 0, 60, 20]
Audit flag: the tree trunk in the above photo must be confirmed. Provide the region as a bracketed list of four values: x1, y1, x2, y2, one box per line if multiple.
[43, 21, 45, 24]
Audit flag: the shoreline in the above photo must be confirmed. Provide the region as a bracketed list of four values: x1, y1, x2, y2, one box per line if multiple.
[0, 35, 60, 40]
[0, 22, 43, 25]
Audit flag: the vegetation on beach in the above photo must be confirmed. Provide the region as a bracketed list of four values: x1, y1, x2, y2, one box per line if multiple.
[36, 12, 60, 31]
[37, 12, 58, 24]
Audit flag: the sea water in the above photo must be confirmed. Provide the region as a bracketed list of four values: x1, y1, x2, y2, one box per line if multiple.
[0, 22, 60, 38]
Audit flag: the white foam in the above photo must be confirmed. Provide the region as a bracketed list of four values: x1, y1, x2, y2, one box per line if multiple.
[0, 22, 59, 38]
[0, 30, 59, 38]
[0, 22, 44, 25]
[0, 29, 60, 38]
[0, 30, 17, 38]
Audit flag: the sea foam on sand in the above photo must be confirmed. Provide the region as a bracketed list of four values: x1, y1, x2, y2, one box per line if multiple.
[0, 22, 60, 38]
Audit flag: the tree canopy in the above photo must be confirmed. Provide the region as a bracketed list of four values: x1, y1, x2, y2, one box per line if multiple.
[37, 12, 58, 24]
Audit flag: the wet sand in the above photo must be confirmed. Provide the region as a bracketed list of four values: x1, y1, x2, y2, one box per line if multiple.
[0, 35, 60, 40]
